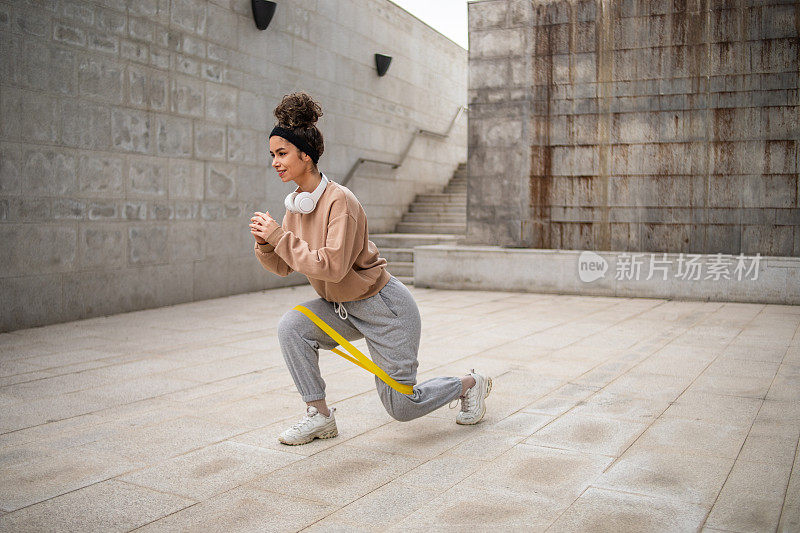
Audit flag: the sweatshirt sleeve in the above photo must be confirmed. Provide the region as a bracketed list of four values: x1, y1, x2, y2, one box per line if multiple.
[254, 241, 294, 277]
[266, 213, 360, 283]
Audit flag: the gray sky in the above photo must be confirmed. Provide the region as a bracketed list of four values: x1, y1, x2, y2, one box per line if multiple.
[388, 0, 469, 49]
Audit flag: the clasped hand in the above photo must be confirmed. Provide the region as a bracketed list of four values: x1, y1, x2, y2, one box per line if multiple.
[249, 211, 279, 245]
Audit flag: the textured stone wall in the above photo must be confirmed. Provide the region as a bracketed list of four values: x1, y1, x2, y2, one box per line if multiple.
[467, 0, 798, 255]
[0, 0, 467, 331]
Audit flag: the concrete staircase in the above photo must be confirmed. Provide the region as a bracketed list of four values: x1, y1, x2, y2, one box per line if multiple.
[372, 163, 467, 285]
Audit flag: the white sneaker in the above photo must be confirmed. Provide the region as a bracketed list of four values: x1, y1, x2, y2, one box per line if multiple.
[278, 406, 338, 445]
[451, 369, 492, 425]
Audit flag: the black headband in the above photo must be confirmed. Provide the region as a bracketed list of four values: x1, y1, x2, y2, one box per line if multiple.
[270, 126, 320, 164]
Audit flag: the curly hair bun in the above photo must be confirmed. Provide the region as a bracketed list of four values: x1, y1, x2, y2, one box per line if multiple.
[274, 92, 323, 128]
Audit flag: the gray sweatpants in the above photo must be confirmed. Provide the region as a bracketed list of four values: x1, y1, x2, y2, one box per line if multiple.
[277, 276, 463, 422]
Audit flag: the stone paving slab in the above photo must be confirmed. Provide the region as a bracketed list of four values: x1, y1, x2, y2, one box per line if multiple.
[0, 284, 798, 531]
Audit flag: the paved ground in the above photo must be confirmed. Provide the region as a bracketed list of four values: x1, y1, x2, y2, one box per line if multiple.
[0, 283, 798, 532]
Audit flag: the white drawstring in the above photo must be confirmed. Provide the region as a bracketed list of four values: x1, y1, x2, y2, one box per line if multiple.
[333, 301, 348, 320]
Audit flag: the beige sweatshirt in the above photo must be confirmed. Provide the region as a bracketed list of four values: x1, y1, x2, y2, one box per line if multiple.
[254, 180, 390, 302]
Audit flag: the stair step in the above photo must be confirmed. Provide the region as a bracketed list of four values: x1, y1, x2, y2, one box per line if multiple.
[415, 193, 466, 203]
[395, 222, 466, 234]
[386, 261, 414, 276]
[370, 162, 466, 274]
[380, 247, 413, 263]
[409, 203, 466, 214]
[402, 213, 466, 223]
[371, 233, 462, 249]
[395, 275, 414, 286]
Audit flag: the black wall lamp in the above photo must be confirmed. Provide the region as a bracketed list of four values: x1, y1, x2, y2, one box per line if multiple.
[375, 54, 392, 77]
[252, 0, 276, 30]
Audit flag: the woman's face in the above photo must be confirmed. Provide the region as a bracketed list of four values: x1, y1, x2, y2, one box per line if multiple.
[269, 136, 308, 184]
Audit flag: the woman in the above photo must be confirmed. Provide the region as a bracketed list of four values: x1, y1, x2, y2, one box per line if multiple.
[249, 92, 492, 445]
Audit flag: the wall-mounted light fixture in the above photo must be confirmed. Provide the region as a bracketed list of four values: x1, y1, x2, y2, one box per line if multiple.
[252, 0, 276, 30]
[375, 54, 392, 77]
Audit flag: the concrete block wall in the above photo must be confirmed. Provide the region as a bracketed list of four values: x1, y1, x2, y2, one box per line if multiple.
[467, 0, 798, 254]
[0, 0, 467, 331]
[414, 244, 800, 304]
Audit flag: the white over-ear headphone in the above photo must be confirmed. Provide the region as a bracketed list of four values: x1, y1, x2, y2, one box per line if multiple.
[284, 173, 330, 214]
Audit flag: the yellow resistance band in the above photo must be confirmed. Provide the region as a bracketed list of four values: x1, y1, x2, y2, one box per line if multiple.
[293, 305, 414, 395]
